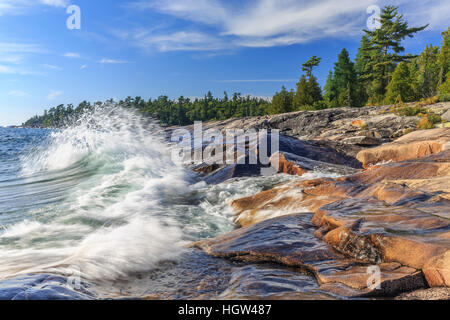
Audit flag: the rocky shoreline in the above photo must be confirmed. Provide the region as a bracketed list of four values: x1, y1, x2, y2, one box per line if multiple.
[174, 102, 450, 300]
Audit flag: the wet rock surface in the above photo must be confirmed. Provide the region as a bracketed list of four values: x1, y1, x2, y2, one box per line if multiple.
[186, 133, 361, 184]
[218, 264, 336, 300]
[395, 287, 450, 300]
[149, 105, 450, 299]
[357, 128, 450, 168]
[109, 250, 342, 300]
[165, 116, 450, 299]
[0, 274, 96, 300]
[193, 214, 427, 298]
[227, 146, 450, 295]
[270, 151, 357, 177]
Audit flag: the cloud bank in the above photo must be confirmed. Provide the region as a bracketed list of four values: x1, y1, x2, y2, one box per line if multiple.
[126, 0, 449, 52]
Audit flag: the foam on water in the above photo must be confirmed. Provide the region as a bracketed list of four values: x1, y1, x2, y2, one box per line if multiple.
[1, 105, 191, 282]
[0, 105, 345, 297]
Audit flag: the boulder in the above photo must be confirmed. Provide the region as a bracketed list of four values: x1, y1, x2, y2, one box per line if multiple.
[269, 152, 356, 177]
[193, 214, 427, 298]
[395, 287, 450, 300]
[270, 152, 308, 176]
[165, 102, 450, 170]
[442, 109, 450, 122]
[231, 151, 450, 288]
[356, 128, 450, 168]
[341, 136, 382, 146]
[191, 133, 362, 184]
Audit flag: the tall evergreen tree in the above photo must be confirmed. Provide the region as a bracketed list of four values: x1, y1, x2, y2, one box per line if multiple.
[294, 56, 323, 108]
[416, 45, 440, 98]
[437, 28, 450, 89]
[325, 48, 358, 107]
[385, 62, 415, 104]
[355, 36, 372, 76]
[323, 71, 334, 105]
[354, 35, 372, 105]
[439, 72, 450, 95]
[301, 56, 321, 77]
[408, 57, 420, 101]
[293, 75, 323, 108]
[269, 86, 294, 114]
[363, 5, 428, 104]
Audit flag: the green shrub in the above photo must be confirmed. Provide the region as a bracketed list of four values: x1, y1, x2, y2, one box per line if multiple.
[417, 117, 434, 129]
[427, 113, 442, 124]
[416, 112, 442, 130]
[438, 93, 450, 102]
[312, 100, 329, 110]
[390, 103, 425, 116]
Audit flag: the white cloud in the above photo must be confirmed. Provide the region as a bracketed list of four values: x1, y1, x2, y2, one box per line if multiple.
[0, 0, 29, 16]
[0, 0, 68, 16]
[0, 55, 24, 64]
[63, 52, 81, 58]
[0, 42, 44, 54]
[128, 0, 450, 51]
[130, 0, 228, 26]
[46, 90, 62, 100]
[8, 90, 28, 97]
[80, 64, 87, 69]
[0, 64, 35, 75]
[39, 0, 69, 7]
[43, 64, 61, 70]
[98, 59, 129, 64]
[133, 30, 227, 52]
[0, 42, 44, 75]
[129, 0, 374, 50]
[374, 0, 449, 31]
[0, 65, 15, 74]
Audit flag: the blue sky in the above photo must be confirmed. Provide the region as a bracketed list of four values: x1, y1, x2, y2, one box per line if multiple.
[0, 0, 449, 125]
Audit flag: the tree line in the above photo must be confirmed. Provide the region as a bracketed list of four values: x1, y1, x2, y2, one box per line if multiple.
[270, 6, 449, 114]
[24, 5, 449, 128]
[23, 93, 271, 128]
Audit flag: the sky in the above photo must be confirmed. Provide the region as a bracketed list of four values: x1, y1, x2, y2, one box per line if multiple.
[0, 0, 449, 126]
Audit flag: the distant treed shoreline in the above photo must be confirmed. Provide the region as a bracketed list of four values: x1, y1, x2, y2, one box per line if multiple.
[24, 6, 450, 129]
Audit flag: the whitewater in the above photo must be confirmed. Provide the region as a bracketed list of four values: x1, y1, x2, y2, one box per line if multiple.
[0, 104, 312, 298]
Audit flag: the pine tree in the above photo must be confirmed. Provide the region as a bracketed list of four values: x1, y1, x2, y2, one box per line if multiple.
[363, 5, 428, 104]
[326, 48, 358, 107]
[323, 71, 335, 106]
[385, 62, 415, 104]
[293, 75, 310, 107]
[437, 28, 450, 89]
[416, 45, 440, 99]
[355, 35, 372, 105]
[439, 72, 450, 95]
[294, 56, 323, 108]
[306, 75, 323, 105]
[269, 86, 294, 115]
[293, 75, 323, 108]
[355, 36, 372, 76]
[302, 56, 321, 77]
[338, 83, 353, 107]
[408, 57, 420, 101]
